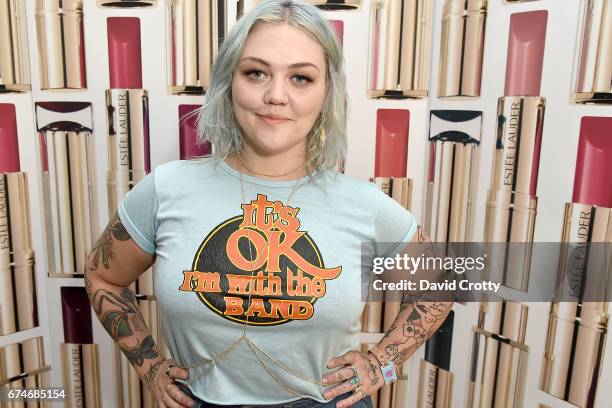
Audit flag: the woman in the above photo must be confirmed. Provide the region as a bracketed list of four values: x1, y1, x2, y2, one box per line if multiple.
[85, 1, 452, 407]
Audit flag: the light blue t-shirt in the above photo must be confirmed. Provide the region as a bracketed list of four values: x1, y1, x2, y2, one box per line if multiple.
[118, 158, 416, 405]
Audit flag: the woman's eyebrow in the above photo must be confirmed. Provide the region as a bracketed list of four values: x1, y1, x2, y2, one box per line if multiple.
[240, 56, 320, 72]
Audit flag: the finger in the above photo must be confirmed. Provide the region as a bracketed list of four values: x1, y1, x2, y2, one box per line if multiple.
[162, 390, 186, 408]
[322, 380, 356, 401]
[322, 366, 355, 386]
[167, 383, 195, 408]
[327, 351, 356, 369]
[336, 391, 364, 408]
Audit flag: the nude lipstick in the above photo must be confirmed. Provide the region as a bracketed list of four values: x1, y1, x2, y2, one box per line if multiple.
[0, 337, 51, 395]
[425, 110, 482, 242]
[168, 0, 227, 94]
[36, 102, 97, 278]
[418, 311, 454, 408]
[35, 0, 87, 90]
[438, 0, 488, 98]
[368, 0, 433, 99]
[179, 105, 211, 159]
[0, 0, 30, 92]
[572, 0, 611, 104]
[0, 104, 38, 336]
[60, 286, 101, 408]
[540, 116, 612, 408]
[484, 10, 548, 292]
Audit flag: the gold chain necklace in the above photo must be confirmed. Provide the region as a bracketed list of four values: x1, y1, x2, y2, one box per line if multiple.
[237, 154, 308, 178]
[182, 162, 324, 397]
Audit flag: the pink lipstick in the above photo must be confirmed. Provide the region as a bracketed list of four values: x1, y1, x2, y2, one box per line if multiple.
[0, 103, 38, 336]
[484, 10, 548, 292]
[541, 116, 612, 408]
[179, 105, 211, 159]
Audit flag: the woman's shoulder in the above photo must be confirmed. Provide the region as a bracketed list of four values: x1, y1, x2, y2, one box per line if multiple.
[153, 157, 219, 180]
[318, 170, 383, 205]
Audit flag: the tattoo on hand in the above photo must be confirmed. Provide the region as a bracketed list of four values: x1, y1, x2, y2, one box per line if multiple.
[145, 360, 162, 389]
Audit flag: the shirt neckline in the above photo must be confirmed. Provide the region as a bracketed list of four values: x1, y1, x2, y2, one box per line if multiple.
[220, 159, 320, 188]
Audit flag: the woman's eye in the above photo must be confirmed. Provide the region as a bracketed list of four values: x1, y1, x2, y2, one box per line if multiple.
[247, 69, 266, 79]
[293, 75, 312, 85]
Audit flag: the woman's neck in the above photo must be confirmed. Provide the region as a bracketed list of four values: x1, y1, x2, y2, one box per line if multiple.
[226, 149, 313, 181]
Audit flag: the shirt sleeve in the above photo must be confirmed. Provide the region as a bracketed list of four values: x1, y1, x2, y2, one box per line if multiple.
[117, 170, 159, 254]
[373, 188, 418, 258]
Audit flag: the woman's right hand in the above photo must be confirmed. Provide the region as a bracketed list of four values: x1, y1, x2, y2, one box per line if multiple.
[147, 359, 195, 408]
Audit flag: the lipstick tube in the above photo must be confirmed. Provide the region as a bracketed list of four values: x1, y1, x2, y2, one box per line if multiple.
[0, 0, 30, 93]
[368, 0, 433, 99]
[98, 0, 156, 7]
[61, 286, 101, 408]
[540, 116, 612, 408]
[572, 0, 611, 104]
[168, 0, 227, 94]
[35, 0, 87, 90]
[179, 105, 211, 159]
[417, 311, 454, 408]
[0, 337, 51, 405]
[307, 0, 360, 10]
[438, 0, 487, 98]
[425, 111, 481, 242]
[115, 296, 158, 408]
[35, 102, 97, 278]
[484, 10, 548, 292]
[0, 104, 38, 336]
[466, 300, 529, 408]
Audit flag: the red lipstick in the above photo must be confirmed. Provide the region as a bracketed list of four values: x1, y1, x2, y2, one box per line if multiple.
[572, 116, 612, 208]
[504, 10, 548, 97]
[541, 116, 612, 408]
[0, 104, 20, 173]
[107, 17, 142, 89]
[0, 103, 38, 336]
[484, 10, 548, 292]
[179, 104, 211, 159]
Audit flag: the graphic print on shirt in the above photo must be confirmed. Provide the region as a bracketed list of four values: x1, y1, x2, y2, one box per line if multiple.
[179, 193, 342, 325]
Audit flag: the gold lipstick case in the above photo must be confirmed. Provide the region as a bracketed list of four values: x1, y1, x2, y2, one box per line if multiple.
[484, 97, 545, 291]
[425, 111, 482, 242]
[0, 337, 50, 408]
[35, 0, 87, 90]
[61, 343, 101, 408]
[438, 0, 487, 98]
[168, 0, 227, 94]
[0, 172, 38, 335]
[98, 0, 156, 7]
[466, 300, 529, 408]
[35, 102, 97, 278]
[368, 0, 433, 99]
[0, 0, 30, 93]
[572, 0, 611, 104]
[540, 204, 611, 408]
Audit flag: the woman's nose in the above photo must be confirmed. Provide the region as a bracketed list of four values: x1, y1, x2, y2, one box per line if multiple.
[263, 77, 288, 105]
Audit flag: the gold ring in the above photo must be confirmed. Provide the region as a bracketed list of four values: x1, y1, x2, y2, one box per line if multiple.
[351, 364, 358, 377]
[352, 384, 363, 395]
[166, 364, 174, 378]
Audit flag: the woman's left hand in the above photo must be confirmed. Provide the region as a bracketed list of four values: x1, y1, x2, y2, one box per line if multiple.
[322, 350, 384, 408]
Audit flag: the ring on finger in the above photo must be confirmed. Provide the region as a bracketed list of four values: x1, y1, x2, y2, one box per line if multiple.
[166, 364, 174, 377]
[351, 364, 358, 377]
[349, 375, 360, 386]
[352, 384, 363, 395]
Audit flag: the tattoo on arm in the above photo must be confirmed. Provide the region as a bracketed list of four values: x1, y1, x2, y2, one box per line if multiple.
[89, 212, 130, 271]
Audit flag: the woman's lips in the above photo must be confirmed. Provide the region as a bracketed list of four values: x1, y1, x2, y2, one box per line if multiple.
[257, 114, 290, 125]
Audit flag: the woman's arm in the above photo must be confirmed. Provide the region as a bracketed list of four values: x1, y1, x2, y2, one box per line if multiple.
[84, 212, 193, 407]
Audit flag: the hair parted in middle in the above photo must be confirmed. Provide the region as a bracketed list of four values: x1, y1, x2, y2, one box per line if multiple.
[196, 0, 348, 172]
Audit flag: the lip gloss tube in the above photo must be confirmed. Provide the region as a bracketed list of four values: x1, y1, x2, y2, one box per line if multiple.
[98, 0, 156, 7]
[572, 0, 611, 104]
[35, 0, 87, 90]
[425, 110, 481, 242]
[438, 0, 488, 98]
[35, 102, 97, 278]
[307, 0, 360, 10]
[107, 17, 153, 298]
[0, 104, 38, 336]
[179, 105, 211, 159]
[368, 0, 433, 99]
[484, 10, 548, 292]
[168, 0, 227, 94]
[0, 0, 30, 93]
[61, 286, 101, 408]
[0, 337, 51, 396]
[417, 311, 454, 408]
[114, 296, 159, 408]
[466, 300, 529, 408]
[540, 116, 612, 408]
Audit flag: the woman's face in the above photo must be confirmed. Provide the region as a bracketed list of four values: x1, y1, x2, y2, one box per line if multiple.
[231, 22, 327, 158]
